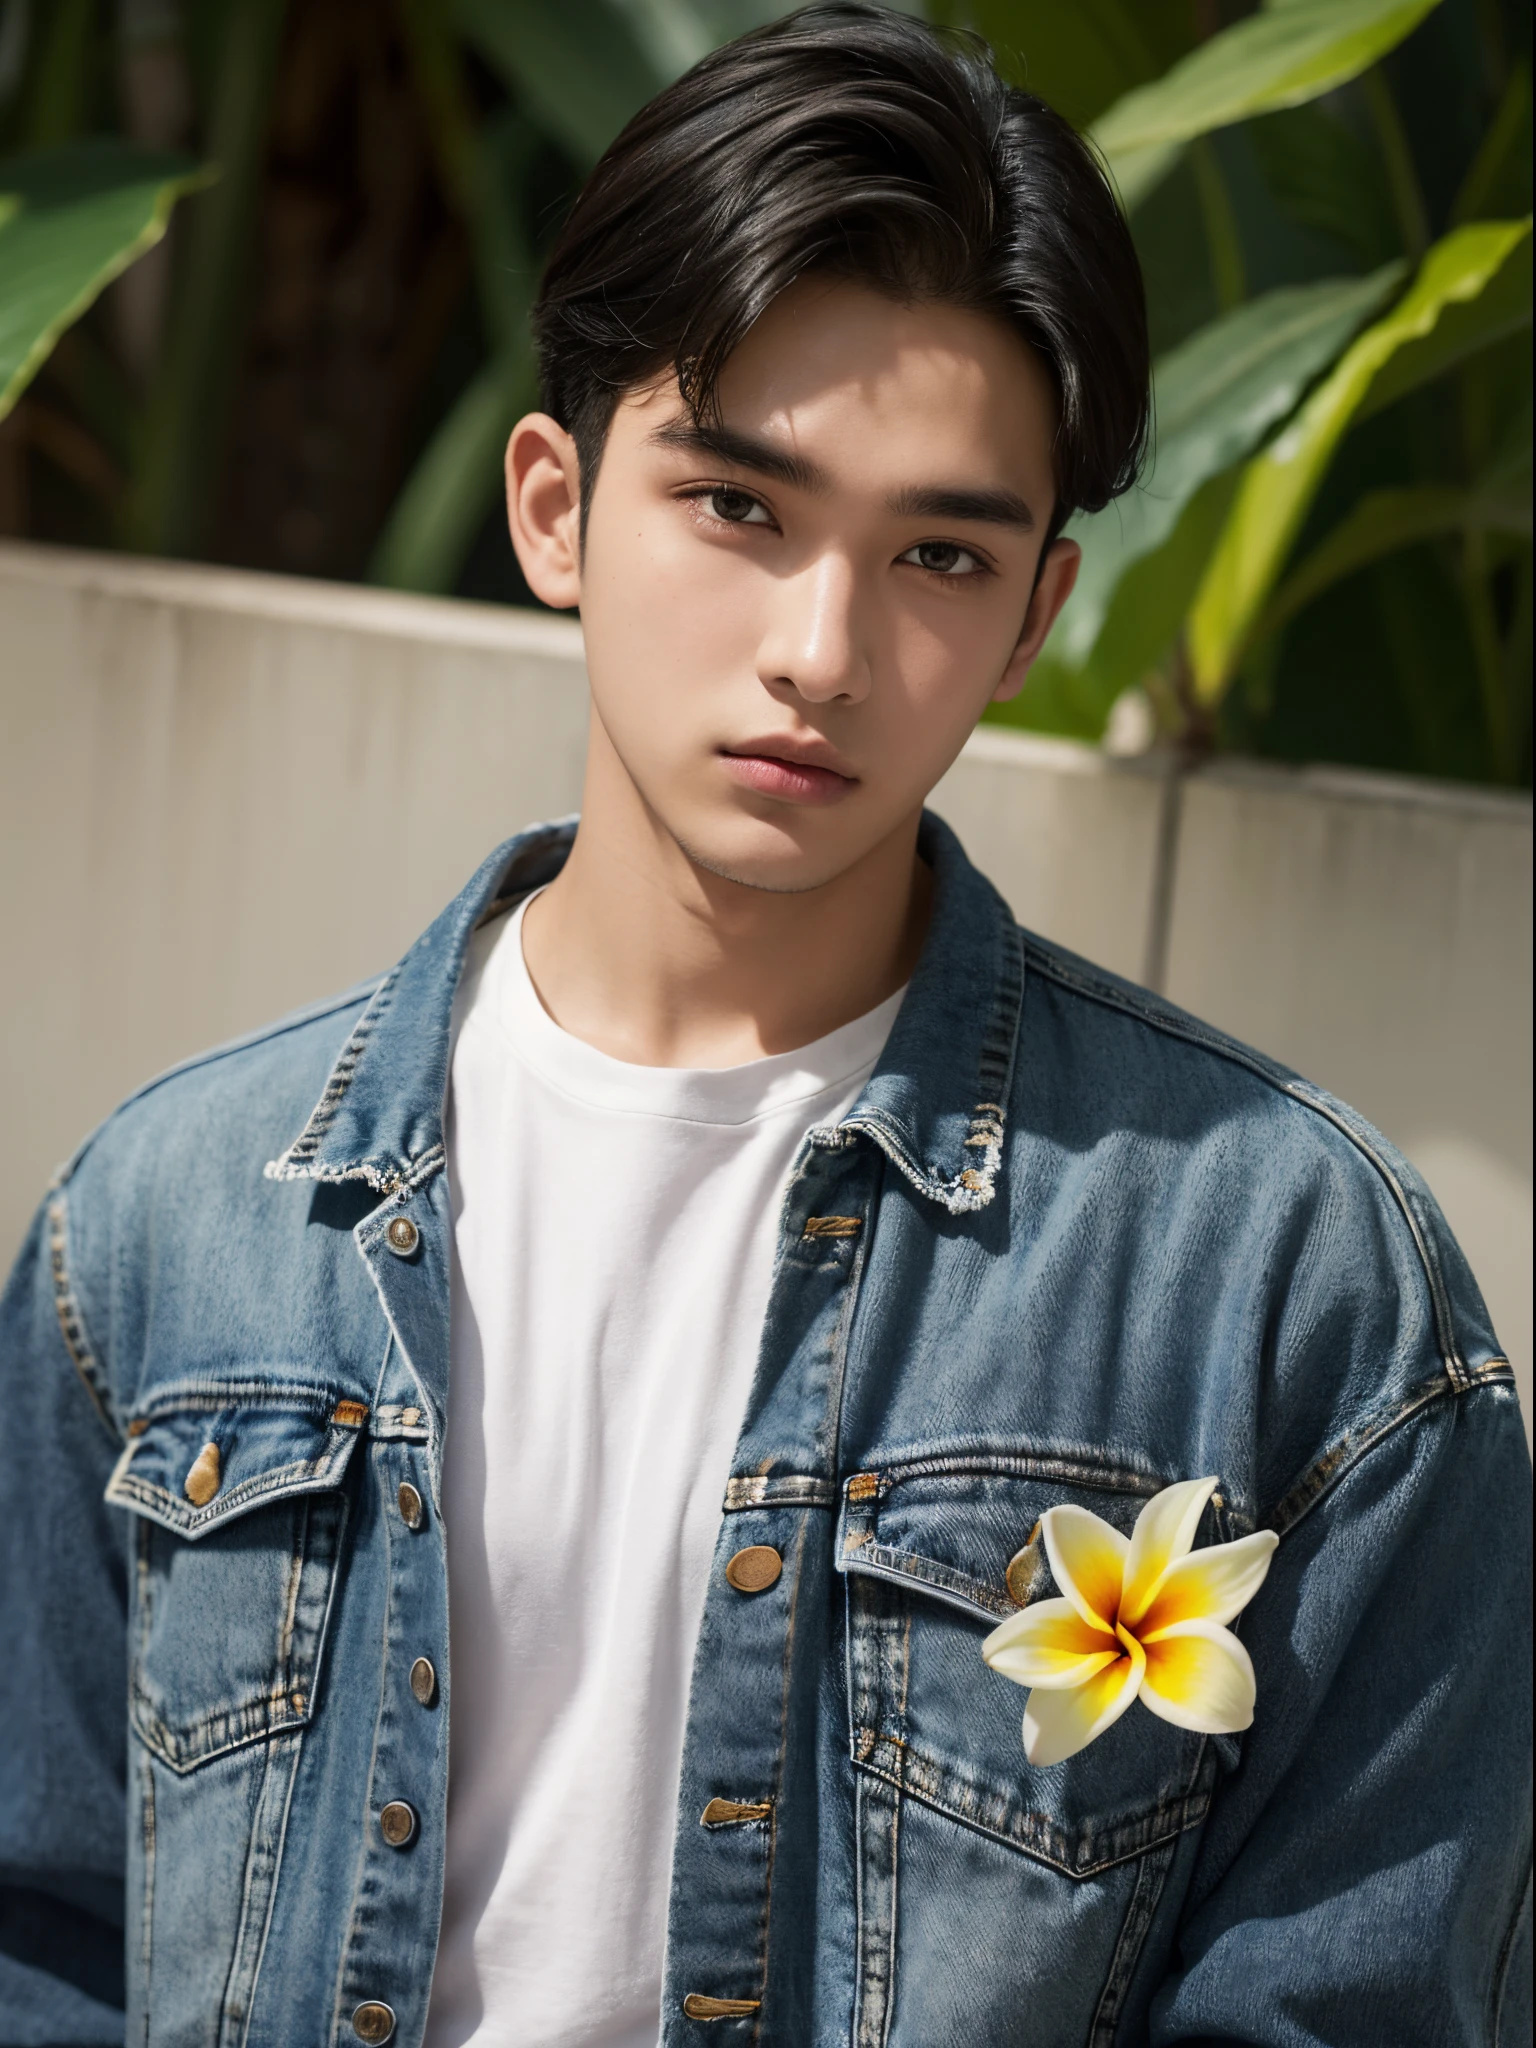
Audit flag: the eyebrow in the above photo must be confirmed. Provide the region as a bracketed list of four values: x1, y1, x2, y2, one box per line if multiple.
[647, 418, 827, 493]
[887, 483, 1036, 532]
[648, 416, 1036, 531]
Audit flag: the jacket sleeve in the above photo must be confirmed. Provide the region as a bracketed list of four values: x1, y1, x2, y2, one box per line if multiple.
[1148, 1374, 1533, 2046]
[0, 1189, 128, 2046]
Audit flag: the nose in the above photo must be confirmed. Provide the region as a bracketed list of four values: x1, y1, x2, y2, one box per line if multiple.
[756, 549, 871, 705]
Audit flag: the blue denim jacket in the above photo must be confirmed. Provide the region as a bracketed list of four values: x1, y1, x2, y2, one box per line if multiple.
[2, 814, 1530, 2048]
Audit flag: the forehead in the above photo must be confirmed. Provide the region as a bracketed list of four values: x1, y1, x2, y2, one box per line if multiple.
[623, 277, 1057, 489]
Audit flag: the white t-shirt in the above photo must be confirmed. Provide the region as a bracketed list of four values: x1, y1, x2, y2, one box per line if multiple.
[424, 893, 901, 2048]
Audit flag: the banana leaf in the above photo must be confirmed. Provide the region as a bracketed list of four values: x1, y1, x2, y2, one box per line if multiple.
[999, 264, 1404, 734]
[1093, 0, 1444, 210]
[1188, 216, 1533, 697]
[0, 139, 209, 423]
[456, 0, 665, 167]
[1254, 475, 1532, 647]
[952, 0, 1176, 130]
[1056, 265, 1403, 667]
[1247, 104, 1399, 270]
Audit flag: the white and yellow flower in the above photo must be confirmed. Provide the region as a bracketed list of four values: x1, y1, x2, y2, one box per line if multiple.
[982, 1477, 1278, 1767]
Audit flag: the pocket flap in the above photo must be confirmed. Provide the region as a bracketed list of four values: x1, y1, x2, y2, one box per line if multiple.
[106, 1382, 369, 1537]
[834, 1454, 1182, 1613]
[834, 1454, 1222, 1878]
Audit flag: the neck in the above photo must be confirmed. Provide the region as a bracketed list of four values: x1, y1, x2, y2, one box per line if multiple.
[520, 722, 931, 1068]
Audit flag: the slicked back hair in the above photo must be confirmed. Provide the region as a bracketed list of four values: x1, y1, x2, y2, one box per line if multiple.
[532, 3, 1149, 539]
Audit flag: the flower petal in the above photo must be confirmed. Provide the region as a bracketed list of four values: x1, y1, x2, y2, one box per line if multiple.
[1120, 1477, 1218, 1628]
[983, 1597, 1120, 1691]
[1022, 1634, 1146, 1766]
[1138, 1618, 1257, 1734]
[1139, 1529, 1279, 1637]
[1041, 1504, 1128, 1633]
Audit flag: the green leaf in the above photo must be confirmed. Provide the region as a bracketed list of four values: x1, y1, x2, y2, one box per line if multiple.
[369, 352, 532, 594]
[0, 139, 209, 423]
[455, 0, 665, 166]
[1451, 61, 1531, 227]
[1356, 223, 1532, 422]
[1188, 217, 1533, 697]
[955, 0, 1165, 130]
[1007, 464, 1242, 736]
[1093, 0, 1444, 210]
[1254, 479, 1532, 647]
[1248, 103, 1398, 269]
[1051, 266, 1404, 670]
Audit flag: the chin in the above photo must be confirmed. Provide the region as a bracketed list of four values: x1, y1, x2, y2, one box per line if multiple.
[669, 815, 856, 896]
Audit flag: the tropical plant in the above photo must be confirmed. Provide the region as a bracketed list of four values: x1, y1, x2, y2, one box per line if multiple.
[967, 0, 1533, 787]
[0, 0, 1528, 786]
[0, 140, 206, 425]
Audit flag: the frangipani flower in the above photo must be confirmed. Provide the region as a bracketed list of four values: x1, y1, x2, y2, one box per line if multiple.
[982, 1477, 1278, 1767]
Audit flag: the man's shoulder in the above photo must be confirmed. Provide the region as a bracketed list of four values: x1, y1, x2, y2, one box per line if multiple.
[59, 975, 383, 1201]
[1018, 924, 1396, 1180]
[1008, 925, 1511, 1507]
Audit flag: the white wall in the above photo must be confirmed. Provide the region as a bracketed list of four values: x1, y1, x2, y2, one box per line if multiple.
[1162, 761, 1532, 1415]
[2, 541, 1529, 1428]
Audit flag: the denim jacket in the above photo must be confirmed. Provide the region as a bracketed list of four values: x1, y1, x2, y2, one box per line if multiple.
[2, 813, 1530, 2048]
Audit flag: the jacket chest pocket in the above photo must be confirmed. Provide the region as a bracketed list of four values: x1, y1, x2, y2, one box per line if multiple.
[106, 1384, 368, 1773]
[835, 1456, 1219, 1880]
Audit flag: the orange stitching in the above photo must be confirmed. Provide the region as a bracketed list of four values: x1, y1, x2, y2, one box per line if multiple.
[803, 1215, 861, 1238]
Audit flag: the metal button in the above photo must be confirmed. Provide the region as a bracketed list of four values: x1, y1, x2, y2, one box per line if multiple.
[183, 1441, 221, 1507]
[384, 1215, 419, 1257]
[397, 1481, 425, 1531]
[379, 1799, 419, 1849]
[1005, 1520, 1046, 1608]
[409, 1656, 438, 1706]
[724, 1545, 782, 1594]
[351, 2003, 396, 2045]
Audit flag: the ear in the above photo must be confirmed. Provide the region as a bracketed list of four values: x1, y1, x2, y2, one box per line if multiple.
[506, 413, 584, 610]
[990, 538, 1081, 703]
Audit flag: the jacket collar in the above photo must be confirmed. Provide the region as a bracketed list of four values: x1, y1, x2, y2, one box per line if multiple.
[842, 810, 1022, 1213]
[265, 810, 1023, 1217]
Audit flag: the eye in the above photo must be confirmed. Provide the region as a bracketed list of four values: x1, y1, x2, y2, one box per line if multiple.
[707, 486, 771, 525]
[900, 539, 987, 577]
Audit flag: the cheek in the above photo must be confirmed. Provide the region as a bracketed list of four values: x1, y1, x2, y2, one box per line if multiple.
[887, 588, 1025, 720]
[579, 534, 770, 775]
[584, 510, 764, 669]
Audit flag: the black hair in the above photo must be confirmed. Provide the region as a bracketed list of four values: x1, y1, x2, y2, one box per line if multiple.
[532, 3, 1149, 540]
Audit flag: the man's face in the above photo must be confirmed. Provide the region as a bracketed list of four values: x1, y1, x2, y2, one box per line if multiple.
[518, 278, 1077, 892]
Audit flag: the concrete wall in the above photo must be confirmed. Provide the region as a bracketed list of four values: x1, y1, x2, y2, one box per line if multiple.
[3, 540, 1529, 1429]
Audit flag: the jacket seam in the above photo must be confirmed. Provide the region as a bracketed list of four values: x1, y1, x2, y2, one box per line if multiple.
[231, 1728, 305, 2048]
[331, 1445, 397, 2041]
[1088, 1831, 1180, 2046]
[1022, 942, 1468, 1382]
[1492, 1855, 1532, 2045]
[46, 1189, 120, 1443]
[850, 1728, 1212, 1878]
[1266, 1364, 1512, 1540]
[136, 1745, 155, 2045]
[750, 1512, 807, 2048]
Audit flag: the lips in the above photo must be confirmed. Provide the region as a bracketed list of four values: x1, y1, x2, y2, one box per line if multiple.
[719, 740, 857, 806]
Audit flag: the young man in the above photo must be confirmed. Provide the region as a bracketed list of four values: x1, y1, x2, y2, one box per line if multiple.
[2, 8, 1529, 2046]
